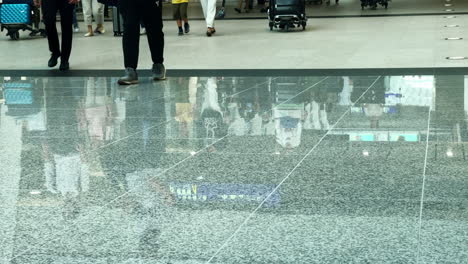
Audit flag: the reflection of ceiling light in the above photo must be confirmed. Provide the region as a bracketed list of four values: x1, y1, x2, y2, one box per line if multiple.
[30, 190, 42, 195]
[445, 4, 452, 6]
[363, 150, 370, 157]
[445, 37, 463, 40]
[446, 56, 467, 60]
[197, 176, 204, 180]
[190, 151, 197, 156]
[4, 77, 11, 81]
[274, 151, 281, 155]
[446, 150, 454, 157]
[444, 16, 456, 18]
[444, 24, 459, 27]
[21, 76, 27, 81]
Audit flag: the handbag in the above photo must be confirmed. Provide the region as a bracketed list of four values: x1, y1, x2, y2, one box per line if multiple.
[97, 0, 118, 7]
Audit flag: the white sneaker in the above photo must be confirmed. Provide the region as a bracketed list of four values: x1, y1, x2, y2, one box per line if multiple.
[74, 26, 80, 33]
[84, 32, 94, 37]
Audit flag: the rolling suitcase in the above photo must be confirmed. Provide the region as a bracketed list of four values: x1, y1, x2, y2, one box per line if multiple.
[112, 6, 124, 36]
[0, 4, 31, 24]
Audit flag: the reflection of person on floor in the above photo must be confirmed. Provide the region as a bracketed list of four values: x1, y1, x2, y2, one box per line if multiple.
[81, 77, 117, 147]
[99, 83, 166, 193]
[274, 107, 303, 149]
[42, 79, 88, 220]
[43, 143, 89, 220]
[197, 78, 227, 152]
[228, 102, 246, 136]
[126, 168, 175, 258]
[364, 103, 383, 128]
[304, 99, 330, 130]
[175, 77, 196, 139]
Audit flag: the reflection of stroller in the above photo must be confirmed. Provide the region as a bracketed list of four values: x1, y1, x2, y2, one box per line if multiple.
[268, 0, 307, 31]
[361, 0, 388, 10]
[0, 0, 46, 40]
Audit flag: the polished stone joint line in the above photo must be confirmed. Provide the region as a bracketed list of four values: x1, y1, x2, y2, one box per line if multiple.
[416, 107, 433, 264]
[206, 76, 383, 263]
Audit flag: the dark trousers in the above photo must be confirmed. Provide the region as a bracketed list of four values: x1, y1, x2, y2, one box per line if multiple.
[120, 0, 164, 69]
[42, 0, 74, 62]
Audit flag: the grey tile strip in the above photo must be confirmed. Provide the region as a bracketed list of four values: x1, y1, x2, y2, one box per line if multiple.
[1, 68, 467, 77]
[206, 76, 382, 263]
[416, 107, 433, 264]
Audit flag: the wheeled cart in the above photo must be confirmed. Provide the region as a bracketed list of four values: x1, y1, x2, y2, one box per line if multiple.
[268, 0, 307, 31]
[361, 0, 389, 10]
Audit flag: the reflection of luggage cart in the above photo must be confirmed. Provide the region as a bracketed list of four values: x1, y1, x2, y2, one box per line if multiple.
[268, 0, 307, 31]
[361, 0, 388, 10]
[0, 1, 46, 40]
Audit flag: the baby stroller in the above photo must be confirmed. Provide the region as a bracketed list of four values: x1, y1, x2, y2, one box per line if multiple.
[0, 0, 46, 40]
[361, 0, 389, 10]
[268, 0, 307, 31]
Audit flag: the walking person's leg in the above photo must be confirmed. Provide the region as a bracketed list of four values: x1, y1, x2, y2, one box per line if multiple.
[206, 0, 217, 35]
[173, 3, 183, 35]
[118, 0, 142, 84]
[72, 4, 80, 32]
[93, 0, 105, 34]
[142, 0, 166, 80]
[58, 0, 74, 71]
[42, 0, 61, 67]
[200, 0, 209, 28]
[82, 0, 94, 36]
[235, 0, 243, 13]
[181, 3, 189, 33]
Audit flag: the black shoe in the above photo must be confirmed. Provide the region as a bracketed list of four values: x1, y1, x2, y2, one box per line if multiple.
[235, 8, 242, 13]
[48, 53, 60, 68]
[152, 63, 166, 81]
[118, 68, 139, 85]
[178, 28, 184, 36]
[184, 23, 190, 34]
[59, 61, 69, 71]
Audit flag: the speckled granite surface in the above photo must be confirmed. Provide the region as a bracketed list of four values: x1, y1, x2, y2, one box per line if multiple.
[1, 75, 467, 264]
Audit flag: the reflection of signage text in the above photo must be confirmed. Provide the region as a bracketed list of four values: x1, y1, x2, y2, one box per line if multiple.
[169, 183, 280, 206]
[331, 131, 420, 142]
[348, 132, 419, 142]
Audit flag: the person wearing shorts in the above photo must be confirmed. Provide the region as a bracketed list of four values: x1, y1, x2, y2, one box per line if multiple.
[172, 0, 189, 35]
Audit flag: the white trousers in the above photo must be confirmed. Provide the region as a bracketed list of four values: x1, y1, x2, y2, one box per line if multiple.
[82, 0, 104, 26]
[200, 0, 217, 28]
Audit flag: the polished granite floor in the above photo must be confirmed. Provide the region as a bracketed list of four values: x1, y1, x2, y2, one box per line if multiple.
[0, 73, 467, 264]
